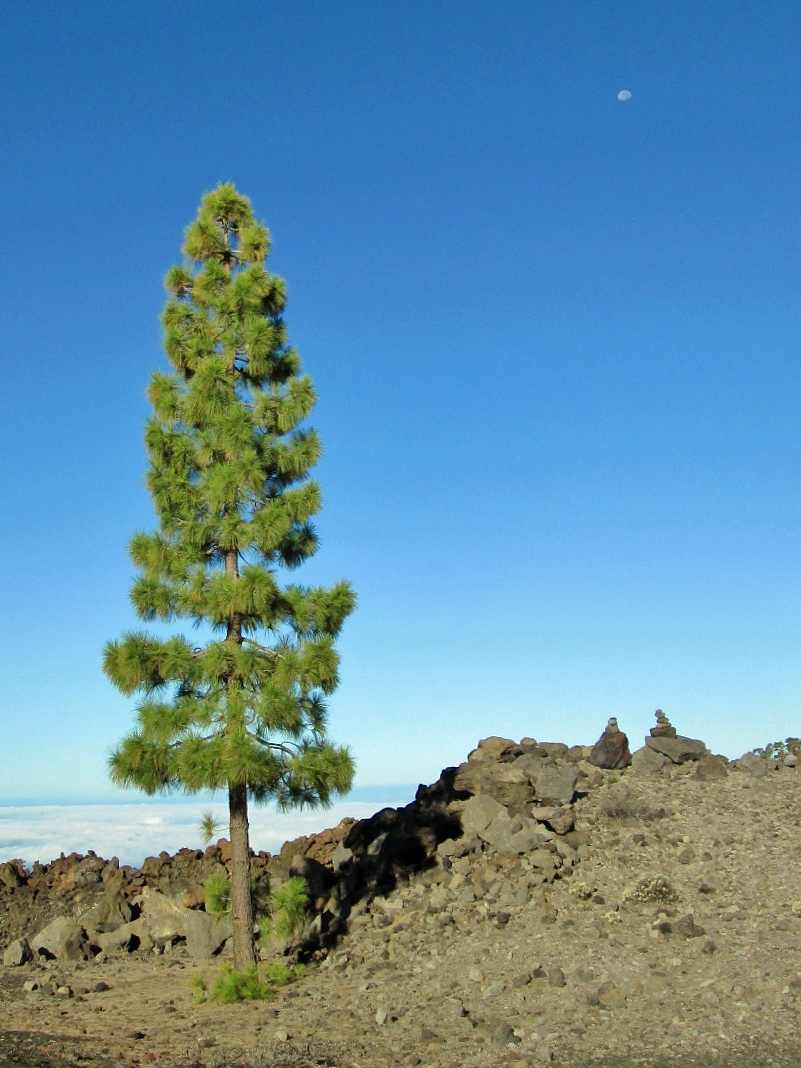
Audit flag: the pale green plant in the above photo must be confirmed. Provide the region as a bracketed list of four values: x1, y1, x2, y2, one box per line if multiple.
[205, 871, 232, 916]
[570, 881, 593, 901]
[199, 810, 224, 845]
[622, 874, 679, 907]
[261, 876, 310, 941]
[189, 961, 304, 1005]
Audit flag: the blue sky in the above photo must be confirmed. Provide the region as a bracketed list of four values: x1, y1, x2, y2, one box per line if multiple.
[2, 1, 801, 806]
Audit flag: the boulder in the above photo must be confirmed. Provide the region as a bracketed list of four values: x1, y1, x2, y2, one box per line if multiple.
[462, 794, 508, 839]
[533, 764, 579, 806]
[531, 806, 574, 835]
[588, 718, 632, 769]
[0, 861, 27, 888]
[3, 937, 32, 966]
[185, 911, 231, 959]
[137, 887, 192, 945]
[735, 752, 768, 778]
[694, 755, 729, 781]
[467, 737, 522, 763]
[30, 917, 91, 961]
[95, 918, 154, 956]
[82, 890, 134, 933]
[646, 734, 708, 764]
[631, 746, 671, 776]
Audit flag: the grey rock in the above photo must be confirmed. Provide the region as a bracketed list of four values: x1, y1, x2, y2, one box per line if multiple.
[482, 1018, 520, 1048]
[631, 745, 671, 776]
[30, 917, 91, 962]
[82, 891, 134, 933]
[646, 734, 708, 764]
[736, 752, 769, 777]
[533, 806, 574, 835]
[454, 760, 534, 809]
[462, 794, 509, 838]
[508, 820, 550, 853]
[3, 937, 33, 966]
[185, 910, 232, 958]
[482, 980, 506, 1000]
[447, 996, 466, 1017]
[331, 839, 354, 872]
[694, 755, 729, 781]
[534, 764, 579, 805]
[138, 887, 191, 945]
[95, 919, 154, 956]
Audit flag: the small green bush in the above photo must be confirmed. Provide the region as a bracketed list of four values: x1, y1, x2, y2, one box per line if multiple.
[189, 973, 207, 1004]
[189, 961, 305, 1005]
[261, 876, 310, 941]
[211, 964, 274, 1004]
[204, 871, 232, 916]
[265, 961, 306, 985]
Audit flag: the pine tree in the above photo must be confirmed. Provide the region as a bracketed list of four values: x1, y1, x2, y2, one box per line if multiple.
[104, 184, 355, 967]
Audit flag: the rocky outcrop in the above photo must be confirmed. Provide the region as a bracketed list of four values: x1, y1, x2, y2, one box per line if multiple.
[2, 712, 789, 975]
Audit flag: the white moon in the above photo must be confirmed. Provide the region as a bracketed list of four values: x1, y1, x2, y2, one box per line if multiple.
[617, 89, 632, 101]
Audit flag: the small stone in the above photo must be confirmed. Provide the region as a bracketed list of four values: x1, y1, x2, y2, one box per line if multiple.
[482, 980, 506, 1000]
[375, 1007, 388, 1025]
[447, 996, 465, 1017]
[468, 966, 484, 983]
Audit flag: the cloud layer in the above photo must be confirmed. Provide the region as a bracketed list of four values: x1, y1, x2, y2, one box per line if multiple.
[0, 794, 410, 869]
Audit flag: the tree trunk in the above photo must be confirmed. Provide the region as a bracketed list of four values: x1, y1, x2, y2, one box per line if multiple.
[228, 782, 256, 968]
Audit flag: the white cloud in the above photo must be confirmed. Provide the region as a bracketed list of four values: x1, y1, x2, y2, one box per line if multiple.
[0, 794, 411, 870]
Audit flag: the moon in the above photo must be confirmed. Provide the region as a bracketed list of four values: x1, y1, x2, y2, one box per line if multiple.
[617, 89, 632, 101]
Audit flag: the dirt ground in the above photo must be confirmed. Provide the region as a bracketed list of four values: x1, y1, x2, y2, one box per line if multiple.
[4, 753, 801, 1067]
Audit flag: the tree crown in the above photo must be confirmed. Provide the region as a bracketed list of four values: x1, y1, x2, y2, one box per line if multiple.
[106, 183, 355, 809]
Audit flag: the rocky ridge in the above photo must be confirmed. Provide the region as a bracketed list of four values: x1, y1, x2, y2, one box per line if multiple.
[3, 713, 801, 1067]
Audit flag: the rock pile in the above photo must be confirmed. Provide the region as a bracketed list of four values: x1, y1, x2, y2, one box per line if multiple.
[5, 712, 801, 1067]
[0, 712, 782, 969]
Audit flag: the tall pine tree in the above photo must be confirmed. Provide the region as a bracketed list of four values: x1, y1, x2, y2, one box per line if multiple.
[104, 184, 355, 967]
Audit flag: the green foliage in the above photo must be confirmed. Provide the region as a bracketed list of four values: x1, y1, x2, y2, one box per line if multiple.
[211, 964, 274, 1004]
[199, 809, 223, 845]
[189, 973, 207, 1004]
[262, 876, 310, 941]
[106, 183, 355, 805]
[265, 960, 306, 985]
[205, 871, 232, 916]
[189, 961, 305, 1005]
[201, 871, 309, 939]
[752, 737, 801, 761]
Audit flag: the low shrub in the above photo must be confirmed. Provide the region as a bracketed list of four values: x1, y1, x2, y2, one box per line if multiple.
[622, 874, 679, 907]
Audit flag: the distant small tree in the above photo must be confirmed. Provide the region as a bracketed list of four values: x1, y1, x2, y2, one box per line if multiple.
[104, 184, 355, 968]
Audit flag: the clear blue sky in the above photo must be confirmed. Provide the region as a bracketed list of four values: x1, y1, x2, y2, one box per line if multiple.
[2, 1, 800, 803]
